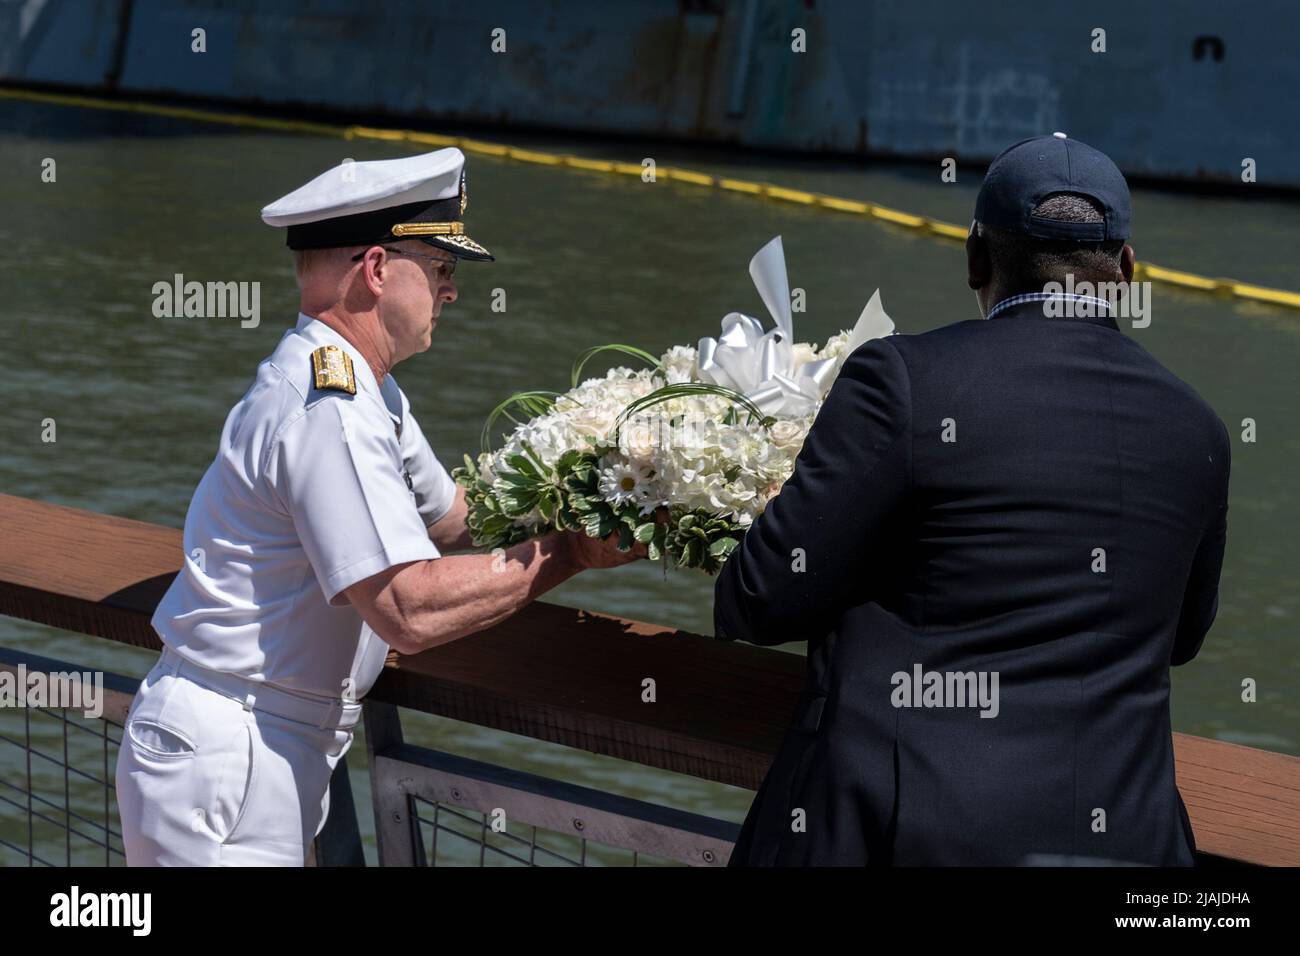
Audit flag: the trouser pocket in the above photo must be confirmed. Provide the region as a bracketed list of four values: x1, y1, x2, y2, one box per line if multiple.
[212, 718, 256, 845]
[127, 719, 197, 760]
[124, 670, 198, 762]
[119, 672, 257, 857]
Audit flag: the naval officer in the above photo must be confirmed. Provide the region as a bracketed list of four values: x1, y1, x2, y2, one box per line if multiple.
[115, 148, 642, 866]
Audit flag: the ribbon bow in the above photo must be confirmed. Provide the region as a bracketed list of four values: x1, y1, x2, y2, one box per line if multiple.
[695, 236, 894, 416]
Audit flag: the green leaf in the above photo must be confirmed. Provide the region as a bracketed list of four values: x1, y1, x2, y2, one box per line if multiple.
[556, 449, 584, 475]
[480, 514, 514, 536]
[570, 344, 662, 388]
[708, 536, 740, 558]
[581, 511, 605, 539]
[496, 471, 538, 488]
[498, 490, 540, 516]
[634, 522, 657, 544]
[520, 442, 551, 478]
[567, 463, 596, 488]
[505, 453, 541, 479]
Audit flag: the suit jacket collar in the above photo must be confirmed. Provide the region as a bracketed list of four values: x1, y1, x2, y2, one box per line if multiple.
[987, 294, 1121, 331]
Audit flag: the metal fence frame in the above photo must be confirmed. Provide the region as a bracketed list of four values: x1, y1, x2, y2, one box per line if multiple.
[2, 647, 740, 867]
[0, 648, 137, 866]
[363, 700, 738, 867]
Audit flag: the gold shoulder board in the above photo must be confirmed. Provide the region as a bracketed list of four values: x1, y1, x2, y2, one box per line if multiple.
[311, 345, 356, 395]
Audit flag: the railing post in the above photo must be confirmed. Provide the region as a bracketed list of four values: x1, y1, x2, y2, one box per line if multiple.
[364, 699, 418, 866]
[310, 754, 366, 866]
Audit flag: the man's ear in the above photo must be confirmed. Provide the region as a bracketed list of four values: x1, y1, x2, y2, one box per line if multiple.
[360, 245, 388, 296]
[967, 228, 991, 290]
[1119, 243, 1135, 283]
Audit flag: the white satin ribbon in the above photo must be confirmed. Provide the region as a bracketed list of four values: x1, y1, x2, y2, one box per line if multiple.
[696, 236, 895, 416]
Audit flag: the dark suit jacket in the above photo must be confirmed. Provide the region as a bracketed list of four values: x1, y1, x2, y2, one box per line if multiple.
[714, 301, 1230, 866]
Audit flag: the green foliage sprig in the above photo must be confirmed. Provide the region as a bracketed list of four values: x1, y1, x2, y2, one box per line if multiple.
[451, 444, 744, 574]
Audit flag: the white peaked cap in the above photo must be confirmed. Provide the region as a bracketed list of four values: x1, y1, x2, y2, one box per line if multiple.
[260, 147, 493, 260]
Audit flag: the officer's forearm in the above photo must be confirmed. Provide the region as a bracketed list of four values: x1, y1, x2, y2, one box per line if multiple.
[427, 486, 474, 552]
[363, 533, 581, 654]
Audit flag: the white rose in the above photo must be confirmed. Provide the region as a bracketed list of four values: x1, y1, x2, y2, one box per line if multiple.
[566, 404, 618, 442]
[620, 419, 660, 465]
[768, 418, 808, 452]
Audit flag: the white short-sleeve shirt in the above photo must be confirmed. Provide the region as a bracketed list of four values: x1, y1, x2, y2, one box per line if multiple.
[152, 313, 457, 699]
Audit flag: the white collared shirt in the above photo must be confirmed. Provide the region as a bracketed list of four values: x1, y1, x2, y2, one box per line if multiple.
[152, 314, 457, 699]
[985, 291, 1114, 320]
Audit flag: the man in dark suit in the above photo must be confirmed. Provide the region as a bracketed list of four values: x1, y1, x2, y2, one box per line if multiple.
[714, 134, 1230, 866]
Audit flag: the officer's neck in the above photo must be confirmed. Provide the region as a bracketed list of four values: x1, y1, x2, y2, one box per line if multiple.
[308, 308, 394, 383]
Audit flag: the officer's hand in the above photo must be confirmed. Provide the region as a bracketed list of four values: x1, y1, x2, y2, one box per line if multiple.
[563, 530, 647, 570]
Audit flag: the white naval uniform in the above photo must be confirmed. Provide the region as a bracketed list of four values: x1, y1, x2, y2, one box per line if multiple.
[115, 313, 457, 866]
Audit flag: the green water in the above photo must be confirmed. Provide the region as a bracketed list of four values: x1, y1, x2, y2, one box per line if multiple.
[1, 100, 1296, 864]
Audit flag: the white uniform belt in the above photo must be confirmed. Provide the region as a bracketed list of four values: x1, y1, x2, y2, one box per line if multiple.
[159, 647, 362, 731]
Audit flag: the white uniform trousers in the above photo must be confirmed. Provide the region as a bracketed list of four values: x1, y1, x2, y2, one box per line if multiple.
[115, 649, 359, 866]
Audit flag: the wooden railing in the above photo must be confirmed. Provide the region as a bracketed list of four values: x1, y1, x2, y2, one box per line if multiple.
[1, 492, 1297, 865]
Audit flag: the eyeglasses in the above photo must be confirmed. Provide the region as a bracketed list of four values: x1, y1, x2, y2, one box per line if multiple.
[351, 245, 457, 279]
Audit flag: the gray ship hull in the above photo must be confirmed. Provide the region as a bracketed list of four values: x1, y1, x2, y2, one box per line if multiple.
[2, 0, 1293, 187]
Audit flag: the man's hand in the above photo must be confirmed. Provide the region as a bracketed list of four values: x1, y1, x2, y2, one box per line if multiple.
[342, 528, 646, 656]
[565, 530, 648, 569]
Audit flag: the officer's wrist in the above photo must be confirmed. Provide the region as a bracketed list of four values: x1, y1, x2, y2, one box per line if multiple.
[549, 529, 582, 572]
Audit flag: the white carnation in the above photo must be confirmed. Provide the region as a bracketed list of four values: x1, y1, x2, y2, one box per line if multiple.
[659, 345, 698, 384]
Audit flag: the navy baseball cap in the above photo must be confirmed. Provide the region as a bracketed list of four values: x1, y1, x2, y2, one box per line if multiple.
[974, 133, 1131, 242]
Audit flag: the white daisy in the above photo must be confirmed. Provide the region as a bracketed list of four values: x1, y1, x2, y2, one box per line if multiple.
[598, 461, 653, 509]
